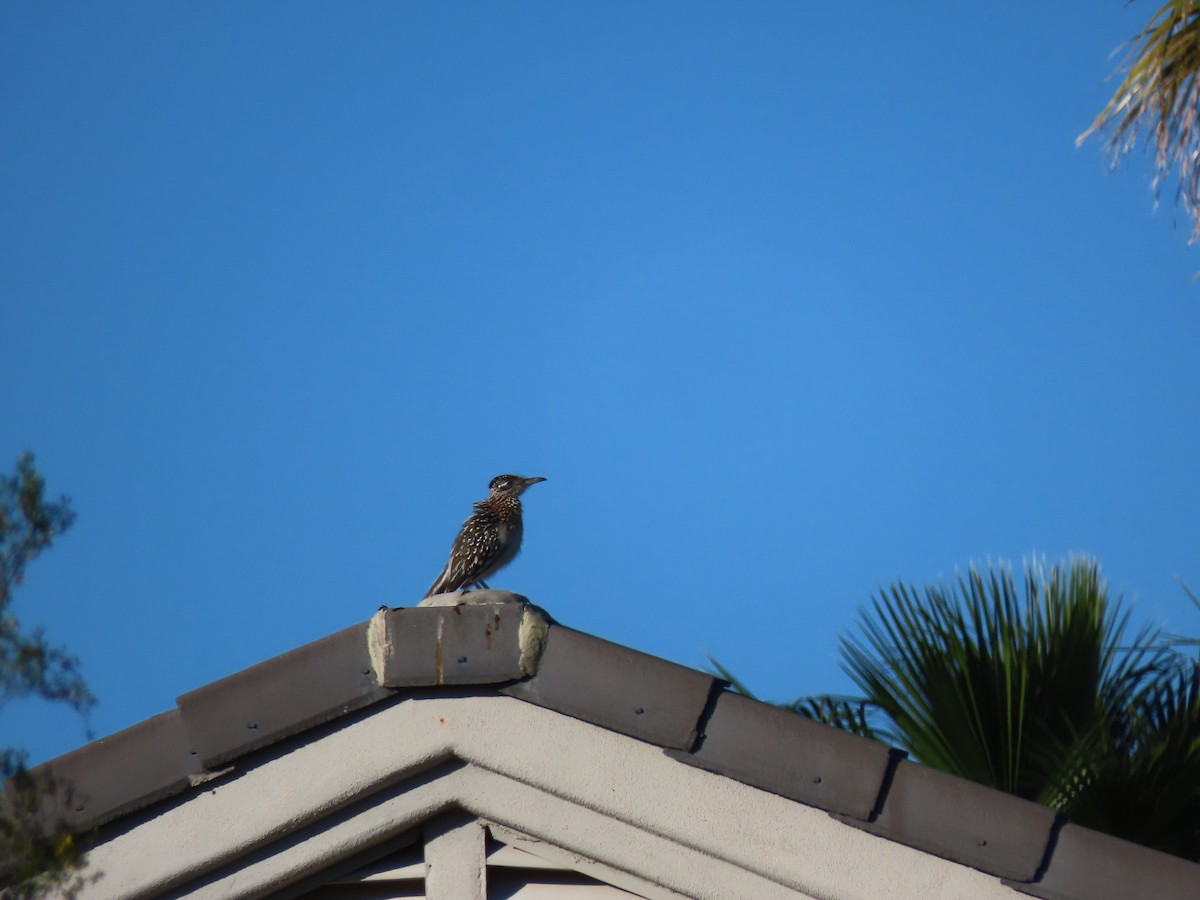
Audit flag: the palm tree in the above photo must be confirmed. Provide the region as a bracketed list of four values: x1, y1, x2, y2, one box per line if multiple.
[837, 557, 1197, 860]
[713, 557, 1200, 860]
[1067, 661, 1200, 858]
[842, 560, 1147, 800]
[1062, 585, 1200, 858]
[1079, 1, 1200, 241]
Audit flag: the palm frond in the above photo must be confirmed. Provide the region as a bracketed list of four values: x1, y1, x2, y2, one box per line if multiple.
[1069, 661, 1200, 861]
[1163, 580, 1200, 657]
[787, 694, 879, 739]
[1079, 1, 1200, 241]
[839, 558, 1160, 805]
[703, 654, 760, 700]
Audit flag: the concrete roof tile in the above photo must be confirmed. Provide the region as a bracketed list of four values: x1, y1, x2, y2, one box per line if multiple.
[502, 624, 716, 750]
[9, 599, 1200, 900]
[847, 758, 1058, 882]
[177, 620, 390, 768]
[1015, 822, 1200, 900]
[30, 709, 201, 829]
[668, 689, 899, 819]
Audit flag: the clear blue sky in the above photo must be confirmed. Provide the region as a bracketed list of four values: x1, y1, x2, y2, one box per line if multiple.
[4, 3, 1199, 764]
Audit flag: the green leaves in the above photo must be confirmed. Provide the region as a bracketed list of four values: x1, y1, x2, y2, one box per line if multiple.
[713, 556, 1199, 858]
[838, 557, 1198, 861]
[0, 751, 90, 900]
[1, 454, 76, 607]
[1076, 662, 1200, 858]
[0, 454, 95, 895]
[843, 560, 1123, 802]
[0, 454, 93, 717]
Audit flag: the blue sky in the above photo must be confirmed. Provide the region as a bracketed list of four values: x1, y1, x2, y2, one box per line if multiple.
[4, 3, 1199, 764]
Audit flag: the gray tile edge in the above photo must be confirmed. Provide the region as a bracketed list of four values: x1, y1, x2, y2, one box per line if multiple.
[176, 619, 394, 767]
[665, 701, 903, 820]
[18, 709, 201, 834]
[1007, 878, 1071, 900]
[1006, 821, 1200, 900]
[833, 812, 1040, 884]
[182, 684, 396, 770]
[831, 772, 1060, 883]
[500, 623, 721, 751]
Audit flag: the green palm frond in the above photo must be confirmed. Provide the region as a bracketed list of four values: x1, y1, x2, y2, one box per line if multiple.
[786, 694, 879, 739]
[1079, 1, 1200, 241]
[839, 558, 1164, 805]
[1070, 660, 1200, 860]
[1165, 581, 1200, 657]
[709, 558, 1199, 859]
[703, 654, 760, 700]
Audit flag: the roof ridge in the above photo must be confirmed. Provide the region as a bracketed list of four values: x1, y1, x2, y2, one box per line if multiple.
[8, 599, 1199, 900]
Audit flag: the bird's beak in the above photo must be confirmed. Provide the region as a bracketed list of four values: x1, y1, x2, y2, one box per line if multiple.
[512, 476, 546, 497]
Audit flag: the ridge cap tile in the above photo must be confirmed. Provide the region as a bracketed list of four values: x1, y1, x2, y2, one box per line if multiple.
[373, 603, 527, 687]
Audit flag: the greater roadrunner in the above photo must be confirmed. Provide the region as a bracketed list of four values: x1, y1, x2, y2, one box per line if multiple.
[424, 474, 547, 598]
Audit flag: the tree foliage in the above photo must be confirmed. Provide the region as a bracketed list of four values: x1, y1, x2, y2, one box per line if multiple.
[1, 455, 94, 716]
[1059, 582, 1200, 857]
[1079, 1, 1200, 241]
[0, 453, 95, 896]
[841, 561, 1158, 801]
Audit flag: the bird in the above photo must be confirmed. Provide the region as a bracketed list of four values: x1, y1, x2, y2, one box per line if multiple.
[424, 474, 547, 598]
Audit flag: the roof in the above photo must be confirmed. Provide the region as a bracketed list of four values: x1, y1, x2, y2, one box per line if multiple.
[15, 594, 1200, 899]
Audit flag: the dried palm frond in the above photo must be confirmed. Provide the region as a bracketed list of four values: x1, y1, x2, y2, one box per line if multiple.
[1080, 1, 1200, 241]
